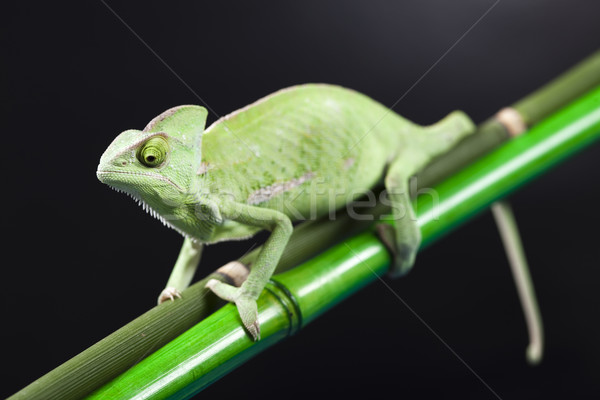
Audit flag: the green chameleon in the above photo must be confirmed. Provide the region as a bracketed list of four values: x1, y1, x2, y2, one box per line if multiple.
[97, 84, 542, 359]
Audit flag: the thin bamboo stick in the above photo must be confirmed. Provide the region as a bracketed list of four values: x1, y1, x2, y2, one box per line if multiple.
[87, 86, 600, 399]
[514, 51, 600, 125]
[417, 50, 600, 186]
[7, 52, 600, 400]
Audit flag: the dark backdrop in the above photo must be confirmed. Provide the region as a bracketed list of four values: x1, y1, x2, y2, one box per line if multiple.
[2, 1, 600, 399]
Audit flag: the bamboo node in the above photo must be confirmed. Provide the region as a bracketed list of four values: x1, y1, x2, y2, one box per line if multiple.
[266, 279, 303, 336]
[495, 107, 527, 137]
[215, 261, 250, 287]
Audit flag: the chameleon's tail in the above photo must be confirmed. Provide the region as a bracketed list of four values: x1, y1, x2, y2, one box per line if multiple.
[420, 110, 476, 159]
[491, 201, 544, 365]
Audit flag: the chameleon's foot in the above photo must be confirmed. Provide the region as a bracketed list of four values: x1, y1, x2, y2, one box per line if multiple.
[158, 287, 182, 304]
[375, 223, 417, 278]
[206, 279, 261, 341]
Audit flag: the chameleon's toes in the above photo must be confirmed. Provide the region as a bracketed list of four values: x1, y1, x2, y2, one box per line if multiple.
[393, 245, 417, 276]
[205, 279, 238, 302]
[375, 223, 397, 257]
[375, 223, 417, 278]
[237, 296, 261, 341]
[206, 279, 261, 341]
[157, 287, 182, 304]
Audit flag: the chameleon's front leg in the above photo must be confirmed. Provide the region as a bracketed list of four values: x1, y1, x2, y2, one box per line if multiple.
[206, 201, 293, 341]
[158, 237, 203, 303]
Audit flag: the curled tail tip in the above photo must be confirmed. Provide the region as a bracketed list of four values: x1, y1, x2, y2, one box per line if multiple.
[526, 342, 544, 365]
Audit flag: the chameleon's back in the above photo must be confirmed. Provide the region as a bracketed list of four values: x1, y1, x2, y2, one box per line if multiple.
[199, 84, 456, 220]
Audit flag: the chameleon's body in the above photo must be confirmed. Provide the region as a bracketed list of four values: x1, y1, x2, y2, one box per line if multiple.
[97, 84, 475, 340]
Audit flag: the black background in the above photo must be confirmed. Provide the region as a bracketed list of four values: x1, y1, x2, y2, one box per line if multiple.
[2, 1, 600, 399]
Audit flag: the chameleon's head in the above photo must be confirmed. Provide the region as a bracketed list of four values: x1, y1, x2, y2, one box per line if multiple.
[97, 105, 209, 231]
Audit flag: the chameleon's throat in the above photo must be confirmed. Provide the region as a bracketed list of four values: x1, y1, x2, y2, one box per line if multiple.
[103, 183, 195, 242]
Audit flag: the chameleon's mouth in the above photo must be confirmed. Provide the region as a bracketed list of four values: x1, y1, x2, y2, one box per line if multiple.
[96, 170, 184, 192]
[96, 169, 117, 184]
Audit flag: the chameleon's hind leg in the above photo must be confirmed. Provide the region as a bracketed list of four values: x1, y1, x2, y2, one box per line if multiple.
[376, 156, 424, 277]
[491, 201, 544, 364]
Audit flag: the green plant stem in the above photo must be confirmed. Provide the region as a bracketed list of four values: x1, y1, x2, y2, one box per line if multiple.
[8, 51, 600, 400]
[417, 50, 600, 185]
[87, 86, 600, 400]
[514, 50, 600, 125]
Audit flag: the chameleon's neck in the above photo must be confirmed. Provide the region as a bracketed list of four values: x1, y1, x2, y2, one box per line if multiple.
[150, 200, 217, 243]
[144, 180, 220, 242]
[138, 194, 186, 232]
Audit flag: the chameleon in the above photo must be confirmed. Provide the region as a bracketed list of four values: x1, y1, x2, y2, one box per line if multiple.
[96, 83, 480, 341]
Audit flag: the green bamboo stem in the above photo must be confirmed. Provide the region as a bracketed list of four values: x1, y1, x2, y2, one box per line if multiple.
[514, 50, 600, 125]
[8, 272, 230, 400]
[8, 52, 600, 400]
[417, 50, 600, 186]
[87, 86, 600, 399]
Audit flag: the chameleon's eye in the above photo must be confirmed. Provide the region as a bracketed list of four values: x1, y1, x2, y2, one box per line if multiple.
[137, 136, 169, 168]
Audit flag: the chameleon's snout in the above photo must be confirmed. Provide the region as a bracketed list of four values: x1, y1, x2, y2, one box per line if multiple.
[96, 168, 114, 185]
[96, 153, 117, 184]
[96, 154, 129, 186]
[96, 167, 110, 184]
[96, 155, 110, 183]
[96, 167, 104, 182]
[96, 132, 140, 185]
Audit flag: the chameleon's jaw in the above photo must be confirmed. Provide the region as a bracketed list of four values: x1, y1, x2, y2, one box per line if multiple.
[96, 169, 184, 192]
[97, 170, 196, 240]
[96, 170, 140, 199]
[96, 170, 146, 212]
[96, 167, 209, 244]
[96, 169, 130, 195]
[96, 169, 120, 185]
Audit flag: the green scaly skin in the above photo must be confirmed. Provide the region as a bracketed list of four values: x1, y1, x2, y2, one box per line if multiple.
[97, 84, 475, 340]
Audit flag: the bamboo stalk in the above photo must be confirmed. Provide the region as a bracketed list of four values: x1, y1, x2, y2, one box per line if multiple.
[417, 50, 600, 185]
[514, 50, 600, 125]
[8, 52, 600, 400]
[87, 86, 600, 399]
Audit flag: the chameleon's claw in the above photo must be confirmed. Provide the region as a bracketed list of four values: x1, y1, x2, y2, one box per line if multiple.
[237, 297, 261, 341]
[206, 279, 261, 341]
[375, 223, 418, 277]
[158, 287, 182, 304]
